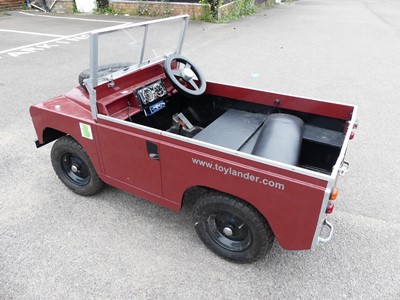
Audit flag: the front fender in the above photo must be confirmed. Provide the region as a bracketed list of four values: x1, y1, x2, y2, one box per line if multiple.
[29, 96, 103, 177]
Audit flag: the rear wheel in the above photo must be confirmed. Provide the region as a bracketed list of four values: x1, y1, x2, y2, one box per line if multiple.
[193, 191, 274, 263]
[51, 136, 104, 196]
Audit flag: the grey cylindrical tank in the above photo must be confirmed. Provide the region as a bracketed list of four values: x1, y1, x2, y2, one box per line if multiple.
[251, 114, 304, 165]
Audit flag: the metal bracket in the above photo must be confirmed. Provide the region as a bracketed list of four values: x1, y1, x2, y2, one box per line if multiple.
[339, 160, 350, 176]
[107, 75, 115, 88]
[84, 81, 98, 121]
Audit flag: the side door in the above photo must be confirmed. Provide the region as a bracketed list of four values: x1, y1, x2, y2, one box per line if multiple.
[95, 118, 163, 196]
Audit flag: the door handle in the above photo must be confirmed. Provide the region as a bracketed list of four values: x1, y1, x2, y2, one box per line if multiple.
[149, 153, 160, 160]
[146, 141, 160, 160]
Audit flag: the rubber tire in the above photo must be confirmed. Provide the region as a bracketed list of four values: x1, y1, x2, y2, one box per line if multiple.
[193, 191, 274, 263]
[51, 136, 104, 196]
[78, 63, 131, 90]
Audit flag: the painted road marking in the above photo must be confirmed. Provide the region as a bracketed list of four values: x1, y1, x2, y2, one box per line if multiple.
[18, 11, 132, 24]
[0, 13, 133, 60]
[0, 33, 89, 58]
[0, 29, 65, 38]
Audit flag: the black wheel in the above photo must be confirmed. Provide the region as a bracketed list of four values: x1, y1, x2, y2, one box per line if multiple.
[193, 192, 274, 263]
[51, 136, 104, 196]
[78, 63, 131, 90]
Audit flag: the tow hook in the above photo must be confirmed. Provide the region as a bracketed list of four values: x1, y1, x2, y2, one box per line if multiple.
[318, 218, 334, 244]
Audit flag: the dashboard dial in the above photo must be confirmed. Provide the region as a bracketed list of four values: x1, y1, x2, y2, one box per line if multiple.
[153, 83, 166, 97]
[142, 87, 154, 104]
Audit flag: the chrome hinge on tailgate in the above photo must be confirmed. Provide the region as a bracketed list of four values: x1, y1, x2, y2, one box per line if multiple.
[339, 160, 350, 176]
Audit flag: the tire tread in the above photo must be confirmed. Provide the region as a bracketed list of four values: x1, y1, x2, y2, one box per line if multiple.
[51, 136, 104, 196]
[193, 191, 274, 263]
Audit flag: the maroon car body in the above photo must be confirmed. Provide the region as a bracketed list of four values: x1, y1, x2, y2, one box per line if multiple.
[30, 15, 358, 263]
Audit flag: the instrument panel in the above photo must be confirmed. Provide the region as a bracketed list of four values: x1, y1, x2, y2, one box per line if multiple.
[136, 80, 167, 105]
[135, 80, 167, 116]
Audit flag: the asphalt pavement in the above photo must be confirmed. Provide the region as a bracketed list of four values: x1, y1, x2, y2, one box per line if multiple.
[1, 0, 400, 299]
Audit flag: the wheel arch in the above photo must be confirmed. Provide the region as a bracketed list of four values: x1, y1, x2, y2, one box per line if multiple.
[35, 127, 67, 148]
[181, 185, 276, 236]
[191, 186, 275, 263]
[35, 125, 104, 181]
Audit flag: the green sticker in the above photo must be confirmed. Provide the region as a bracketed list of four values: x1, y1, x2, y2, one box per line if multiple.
[80, 123, 93, 140]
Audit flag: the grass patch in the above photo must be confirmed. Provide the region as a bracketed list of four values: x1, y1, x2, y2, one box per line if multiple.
[199, 0, 275, 23]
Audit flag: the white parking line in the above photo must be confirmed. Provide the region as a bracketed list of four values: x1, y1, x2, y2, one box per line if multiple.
[0, 14, 134, 59]
[0, 29, 65, 38]
[19, 11, 131, 24]
[0, 31, 88, 55]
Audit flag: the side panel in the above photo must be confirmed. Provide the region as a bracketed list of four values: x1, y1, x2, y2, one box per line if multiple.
[95, 118, 163, 197]
[30, 101, 180, 210]
[93, 118, 181, 210]
[159, 139, 328, 250]
[206, 81, 355, 121]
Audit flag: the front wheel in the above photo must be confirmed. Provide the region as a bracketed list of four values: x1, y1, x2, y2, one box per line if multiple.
[193, 191, 274, 263]
[51, 136, 104, 196]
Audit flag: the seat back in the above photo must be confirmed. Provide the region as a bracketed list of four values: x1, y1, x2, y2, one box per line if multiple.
[251, 114, 304, 166]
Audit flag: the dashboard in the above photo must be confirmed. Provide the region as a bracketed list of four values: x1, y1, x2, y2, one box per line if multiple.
[135, 80, 168, 116]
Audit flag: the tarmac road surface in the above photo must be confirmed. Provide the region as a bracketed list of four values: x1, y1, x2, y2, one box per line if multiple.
[1, 0, 400, 298]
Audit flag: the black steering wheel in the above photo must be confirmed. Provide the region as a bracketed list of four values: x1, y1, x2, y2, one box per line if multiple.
[164, 54, 206, 97]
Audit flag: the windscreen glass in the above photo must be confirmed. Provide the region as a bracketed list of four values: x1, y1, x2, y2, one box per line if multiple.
[92, 17, 186, 87]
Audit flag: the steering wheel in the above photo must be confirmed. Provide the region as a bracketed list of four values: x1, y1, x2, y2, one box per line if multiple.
[164, 54, 206, 97]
